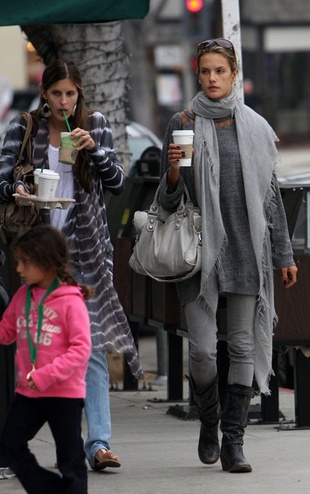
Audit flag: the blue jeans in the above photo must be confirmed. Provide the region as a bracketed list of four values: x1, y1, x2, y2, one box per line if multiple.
[84, 349, 111, 469]
[74, 266, 114, 469]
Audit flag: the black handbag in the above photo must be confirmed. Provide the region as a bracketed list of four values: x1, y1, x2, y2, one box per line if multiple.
[0, 112, 39, 242]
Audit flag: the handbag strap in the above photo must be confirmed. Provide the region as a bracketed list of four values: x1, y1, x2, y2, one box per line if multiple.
[18, 112, 33, 163]
[150, 183, 193, 218]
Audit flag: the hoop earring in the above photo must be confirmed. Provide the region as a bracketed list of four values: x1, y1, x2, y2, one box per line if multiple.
[72, 104, 77, 116]
[41, 102, 51, 118]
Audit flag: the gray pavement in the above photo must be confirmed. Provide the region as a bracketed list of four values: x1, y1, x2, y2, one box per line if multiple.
[1, 334, 310, 493]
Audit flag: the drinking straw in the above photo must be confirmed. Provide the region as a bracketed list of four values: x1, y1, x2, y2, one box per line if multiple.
[63, 110, 71, 132]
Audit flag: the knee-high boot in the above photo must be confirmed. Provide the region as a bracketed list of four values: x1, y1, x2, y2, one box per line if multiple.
[220, 383, 254, 473]
[188, 376, 220, 465]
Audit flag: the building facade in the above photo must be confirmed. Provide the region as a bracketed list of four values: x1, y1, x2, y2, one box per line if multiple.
[135, 0, 310, 141]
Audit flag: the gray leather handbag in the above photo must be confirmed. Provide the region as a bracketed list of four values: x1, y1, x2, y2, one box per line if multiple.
[129, 184, 202, 282]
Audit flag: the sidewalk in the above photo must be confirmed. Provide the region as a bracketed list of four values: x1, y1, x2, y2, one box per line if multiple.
[1, 335, 310, 494]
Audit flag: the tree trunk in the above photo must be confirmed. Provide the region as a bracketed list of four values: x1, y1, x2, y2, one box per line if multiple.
[21, 22, 130, 174]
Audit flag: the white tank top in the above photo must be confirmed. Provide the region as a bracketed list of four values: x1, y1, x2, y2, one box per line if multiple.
[48, 144, 74, 231]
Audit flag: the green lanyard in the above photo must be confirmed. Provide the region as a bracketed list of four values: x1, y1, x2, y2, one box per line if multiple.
[25, 277, 60, 375]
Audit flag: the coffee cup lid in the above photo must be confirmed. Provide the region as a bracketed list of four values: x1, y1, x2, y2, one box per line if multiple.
[36, 169, 59, 179]
[172, 130, 194, 135]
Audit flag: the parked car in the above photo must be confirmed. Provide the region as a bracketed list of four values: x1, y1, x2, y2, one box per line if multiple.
[126, 121, 162, 173]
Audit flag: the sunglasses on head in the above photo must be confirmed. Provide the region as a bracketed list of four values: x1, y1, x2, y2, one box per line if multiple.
[197, 38, 236, 58]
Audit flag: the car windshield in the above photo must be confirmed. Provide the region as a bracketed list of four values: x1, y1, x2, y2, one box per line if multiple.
[127, 135, 158, 168]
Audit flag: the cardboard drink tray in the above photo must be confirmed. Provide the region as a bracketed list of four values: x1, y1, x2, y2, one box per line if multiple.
[13, 194, 75, 210]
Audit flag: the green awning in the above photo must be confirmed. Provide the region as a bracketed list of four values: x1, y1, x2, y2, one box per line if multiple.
[0, 0, 150, 26]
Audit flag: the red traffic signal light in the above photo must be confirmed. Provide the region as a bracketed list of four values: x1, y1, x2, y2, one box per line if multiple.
[186, 0, 203, 13]
[183, 0, 212, 40]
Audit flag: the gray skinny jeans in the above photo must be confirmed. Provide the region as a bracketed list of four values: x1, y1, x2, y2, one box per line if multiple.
[184, 294, 256, 391]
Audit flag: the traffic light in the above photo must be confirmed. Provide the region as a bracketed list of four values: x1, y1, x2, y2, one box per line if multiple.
[183, 0, 212, 40]
[186, 0, 203, 13]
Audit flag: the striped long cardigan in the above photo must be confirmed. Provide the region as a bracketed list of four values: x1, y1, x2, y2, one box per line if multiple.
[0, 111, 143, 380]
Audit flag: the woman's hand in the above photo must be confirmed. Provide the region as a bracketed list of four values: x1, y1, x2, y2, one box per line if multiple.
[167, 143, 182, 188]
[281, 265, 298, 288]
[71, 128, 95, 151]
[168, 142, 185, 167]
[15, 184, 31, 197]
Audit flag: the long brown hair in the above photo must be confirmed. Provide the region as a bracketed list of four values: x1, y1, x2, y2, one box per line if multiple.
[34, 59, 93, 192]
[12, 224, 94, 300]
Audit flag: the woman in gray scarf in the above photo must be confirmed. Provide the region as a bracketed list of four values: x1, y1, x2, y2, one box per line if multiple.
[159, 39, 297, 473]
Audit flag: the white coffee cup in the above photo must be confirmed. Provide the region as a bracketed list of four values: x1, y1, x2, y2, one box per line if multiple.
[34, 169, 60, 200]
[172, 130, 194, 166]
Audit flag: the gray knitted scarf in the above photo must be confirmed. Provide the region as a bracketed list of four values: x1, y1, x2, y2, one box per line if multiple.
[191, 90, 279, 394]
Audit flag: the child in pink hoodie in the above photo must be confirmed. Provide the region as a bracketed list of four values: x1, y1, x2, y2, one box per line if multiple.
[0, 224, 92, 494]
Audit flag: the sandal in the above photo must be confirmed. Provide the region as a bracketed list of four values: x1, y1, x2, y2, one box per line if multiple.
[94, 448, 121, 470]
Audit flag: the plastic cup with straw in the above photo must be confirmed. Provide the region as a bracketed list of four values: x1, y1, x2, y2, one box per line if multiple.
[59, 111, 78, 165]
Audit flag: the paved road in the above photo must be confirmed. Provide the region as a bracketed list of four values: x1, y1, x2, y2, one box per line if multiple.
[1, 335, 309, 494]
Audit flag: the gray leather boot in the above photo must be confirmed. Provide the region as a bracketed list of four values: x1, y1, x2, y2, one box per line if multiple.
[220, 383, 254, 473]
[189, 376, 220, 465]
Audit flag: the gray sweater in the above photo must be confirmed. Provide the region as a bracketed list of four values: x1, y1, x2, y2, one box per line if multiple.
[159, 112, 294, 307]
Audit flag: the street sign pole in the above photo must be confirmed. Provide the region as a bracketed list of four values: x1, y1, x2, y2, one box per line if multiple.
[221, 0, 243, 100]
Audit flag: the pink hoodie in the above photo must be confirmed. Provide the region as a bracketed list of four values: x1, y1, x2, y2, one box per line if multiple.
[0, 283, 91, 399]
